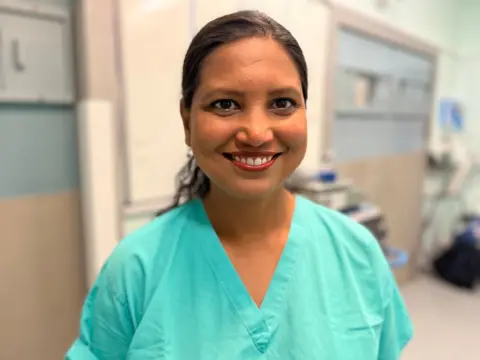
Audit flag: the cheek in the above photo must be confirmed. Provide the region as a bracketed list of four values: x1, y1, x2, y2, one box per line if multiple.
[275, 118, 307, 151]
[190, 114, 229, 150]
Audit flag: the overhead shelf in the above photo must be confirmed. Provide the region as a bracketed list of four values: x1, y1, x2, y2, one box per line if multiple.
[335, 107, 390, 117]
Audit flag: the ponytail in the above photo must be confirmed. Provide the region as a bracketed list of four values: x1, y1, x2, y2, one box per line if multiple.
[156, 152, 210, 216]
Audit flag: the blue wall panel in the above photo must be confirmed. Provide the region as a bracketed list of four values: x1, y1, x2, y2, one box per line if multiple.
[0, 104, 78, 199]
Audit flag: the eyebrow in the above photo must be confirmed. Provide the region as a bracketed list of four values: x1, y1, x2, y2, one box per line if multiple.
[201, 89, 244, 101]
[200, 86, 303, 101]
[268, 87, 303, 98]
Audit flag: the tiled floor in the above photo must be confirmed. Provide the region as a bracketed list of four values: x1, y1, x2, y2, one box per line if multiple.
[401, 275, 480, 360]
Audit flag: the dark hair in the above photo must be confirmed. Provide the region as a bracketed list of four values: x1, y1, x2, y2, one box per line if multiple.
[157, 10, 308, 215]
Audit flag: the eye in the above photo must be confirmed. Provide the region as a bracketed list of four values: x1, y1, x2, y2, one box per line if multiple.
[270, 98, 297, 115]
[211, 99, 239, 113]
[271, 98, 296, 110]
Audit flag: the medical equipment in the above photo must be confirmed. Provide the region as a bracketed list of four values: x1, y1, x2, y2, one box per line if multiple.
[287, 169, 409, 268]
[421, 137, 480, 271]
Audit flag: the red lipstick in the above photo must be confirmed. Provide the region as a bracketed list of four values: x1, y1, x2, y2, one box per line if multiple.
[224, 151, 281, 172]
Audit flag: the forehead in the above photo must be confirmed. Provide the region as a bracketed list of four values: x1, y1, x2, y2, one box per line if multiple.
[197, 37, 301, 92]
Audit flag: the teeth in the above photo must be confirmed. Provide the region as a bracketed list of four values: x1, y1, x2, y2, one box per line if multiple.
[233, 156, 275, 166]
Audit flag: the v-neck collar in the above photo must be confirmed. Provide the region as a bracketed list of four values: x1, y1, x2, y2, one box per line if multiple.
[189, 196, 306, 353]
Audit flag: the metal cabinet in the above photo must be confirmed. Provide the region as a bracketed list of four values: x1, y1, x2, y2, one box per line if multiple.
[0, 1, 74, 104]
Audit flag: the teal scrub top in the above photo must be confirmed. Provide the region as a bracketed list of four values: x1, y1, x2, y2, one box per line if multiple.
[66, 195, 413, 359]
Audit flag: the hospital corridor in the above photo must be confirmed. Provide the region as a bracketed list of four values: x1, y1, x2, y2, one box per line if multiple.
[1, 0, 480, 359]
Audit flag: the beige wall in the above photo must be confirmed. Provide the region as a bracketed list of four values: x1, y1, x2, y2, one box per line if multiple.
[0, 192, 85, 359]
[337, 153, 426, 284]
[74, 0, 117, 100]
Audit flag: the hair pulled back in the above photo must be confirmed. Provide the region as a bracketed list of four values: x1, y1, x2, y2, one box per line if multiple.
[158, 10, 308, 215]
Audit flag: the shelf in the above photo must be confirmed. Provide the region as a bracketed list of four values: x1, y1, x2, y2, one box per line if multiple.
[335, 108, 390, 117]
[347, 205, 382, 223]
[392, 110, 430, 118]
[304, 180, 352, 193]
[336, 107, 429, 119]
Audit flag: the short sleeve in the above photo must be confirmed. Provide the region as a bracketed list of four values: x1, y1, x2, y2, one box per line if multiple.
[359, 225, 413, 360]
[378, 266, 413, 359]
[378, 277, 413, 360]
[65, 262, 134, 360]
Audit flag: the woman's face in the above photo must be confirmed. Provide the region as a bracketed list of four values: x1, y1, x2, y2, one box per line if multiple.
[181, 37, 307, 199]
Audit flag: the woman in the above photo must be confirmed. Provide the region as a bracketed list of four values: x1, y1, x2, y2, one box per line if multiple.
[67, 10, 412, 359]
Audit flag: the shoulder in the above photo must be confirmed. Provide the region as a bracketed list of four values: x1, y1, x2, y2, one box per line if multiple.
[112, 201, 194, 265]
[296, 195, 391, 299]
[99, 201, 199, 315]
[296, 195, 379, 251]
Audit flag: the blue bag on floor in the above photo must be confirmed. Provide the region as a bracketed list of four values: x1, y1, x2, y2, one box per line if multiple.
[433, 220, 480, 290]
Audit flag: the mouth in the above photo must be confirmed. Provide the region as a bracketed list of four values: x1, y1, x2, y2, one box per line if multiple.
[222, 151, 283, 172]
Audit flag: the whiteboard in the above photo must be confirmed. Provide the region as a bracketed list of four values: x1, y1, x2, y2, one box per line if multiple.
[117, 0, 192, 203]
[118, 0, 330, 206]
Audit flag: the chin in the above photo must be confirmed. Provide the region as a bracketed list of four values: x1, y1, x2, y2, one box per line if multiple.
[223, 180, 285, 200]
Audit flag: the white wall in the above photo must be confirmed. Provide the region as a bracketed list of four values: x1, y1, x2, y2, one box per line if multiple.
[450, 0, 480, 155]
[333, 0, 457, 48]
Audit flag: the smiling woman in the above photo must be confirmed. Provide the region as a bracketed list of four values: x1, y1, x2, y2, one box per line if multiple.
[159, 11, 309, 210]
[181, 33, 307, 202]
[66, 10, 413, 360]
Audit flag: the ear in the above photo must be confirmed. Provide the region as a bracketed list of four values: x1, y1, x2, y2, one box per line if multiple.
[180, 99, 191, 147]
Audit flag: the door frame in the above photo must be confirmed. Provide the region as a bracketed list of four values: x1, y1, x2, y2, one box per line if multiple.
[322, 4, 439, 157]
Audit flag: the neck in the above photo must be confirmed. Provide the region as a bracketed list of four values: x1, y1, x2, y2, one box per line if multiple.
[203, 186, 295, 241]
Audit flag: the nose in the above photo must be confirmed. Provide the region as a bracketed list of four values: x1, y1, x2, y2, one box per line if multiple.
[235, 112, 274, 147]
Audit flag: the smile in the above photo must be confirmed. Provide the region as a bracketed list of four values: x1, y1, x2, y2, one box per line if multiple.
[223, 152, 282, 172]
